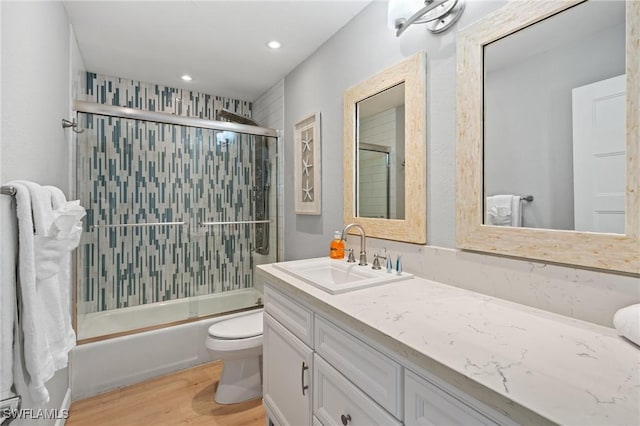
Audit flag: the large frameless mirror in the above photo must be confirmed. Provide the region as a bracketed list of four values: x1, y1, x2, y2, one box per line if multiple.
[456, 0, 639, 274]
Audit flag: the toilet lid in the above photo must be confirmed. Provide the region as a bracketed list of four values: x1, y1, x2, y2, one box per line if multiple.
[208, 311, 263, 339]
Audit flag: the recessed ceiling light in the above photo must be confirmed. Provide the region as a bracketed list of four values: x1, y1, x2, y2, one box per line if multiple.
[181, 74, 192, 81]
[267, 41, 282, 49]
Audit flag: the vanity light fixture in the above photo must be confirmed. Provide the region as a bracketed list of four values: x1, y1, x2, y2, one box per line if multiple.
[388, 0, 465, 35]
[181, 74, 192, 81]
[267, 40, 282, 49]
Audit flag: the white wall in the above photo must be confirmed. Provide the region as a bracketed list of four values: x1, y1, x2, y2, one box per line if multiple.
[279, 1, 639, 327]
[1, 1, 76, 422]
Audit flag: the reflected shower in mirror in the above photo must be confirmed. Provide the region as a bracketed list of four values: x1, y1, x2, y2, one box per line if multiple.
[483, 0, 625, 233]
[356, 83, 405, 219]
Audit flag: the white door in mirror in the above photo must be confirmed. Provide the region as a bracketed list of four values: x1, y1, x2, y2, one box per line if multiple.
[572, 74, 626, 233]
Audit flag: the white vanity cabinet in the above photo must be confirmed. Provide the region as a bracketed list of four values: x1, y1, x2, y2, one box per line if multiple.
[263, 283, 509, 426]
[263, 287, 314, 426]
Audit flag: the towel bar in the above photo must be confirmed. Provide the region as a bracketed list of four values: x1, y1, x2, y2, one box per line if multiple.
[201, 220, 271, 226]
[0, 186, 16, 196]
[1, 395, 22, 425]
[92, 221, 186, 229]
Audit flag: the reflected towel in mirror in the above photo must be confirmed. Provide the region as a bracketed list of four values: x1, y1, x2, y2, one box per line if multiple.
[486, 194, 521, 227]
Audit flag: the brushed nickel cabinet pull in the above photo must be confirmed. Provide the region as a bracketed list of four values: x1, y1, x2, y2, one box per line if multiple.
[301, 362, 309, 396]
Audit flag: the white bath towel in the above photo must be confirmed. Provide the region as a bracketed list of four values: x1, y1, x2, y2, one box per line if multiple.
[8, 182, 53, 403]
[614, 304, 640, 346]
[9, 181, 85, 403]
[486, 195, 522, 227]
[0, 193, 18, 400]
[46, 186, 83, 367]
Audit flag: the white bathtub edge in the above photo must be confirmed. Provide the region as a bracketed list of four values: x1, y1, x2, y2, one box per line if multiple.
[70, 309, 261, 401]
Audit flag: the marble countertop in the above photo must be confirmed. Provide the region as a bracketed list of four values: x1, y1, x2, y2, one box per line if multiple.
[257, 260, 639, 426]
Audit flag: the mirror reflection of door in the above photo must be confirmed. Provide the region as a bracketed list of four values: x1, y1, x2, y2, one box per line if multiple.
[356, 83, 405, 220]
[572, 74, 626, 233]
[483, 0, 625, 232]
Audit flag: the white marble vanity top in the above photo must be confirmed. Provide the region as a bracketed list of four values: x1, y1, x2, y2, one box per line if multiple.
[258, 260, 640, 425]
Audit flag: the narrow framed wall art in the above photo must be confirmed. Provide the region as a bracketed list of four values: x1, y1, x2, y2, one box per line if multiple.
[294, 112, 321, 215]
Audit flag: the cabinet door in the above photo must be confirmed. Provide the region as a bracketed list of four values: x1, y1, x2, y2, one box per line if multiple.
[405, 369, 500, 426]
[263, 312, 313, 426]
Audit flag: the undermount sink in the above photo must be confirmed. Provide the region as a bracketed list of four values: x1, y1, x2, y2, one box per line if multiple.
[272, 257, 413, 294]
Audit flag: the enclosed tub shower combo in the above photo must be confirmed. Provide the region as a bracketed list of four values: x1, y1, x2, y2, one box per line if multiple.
[68, 74, 278, 400]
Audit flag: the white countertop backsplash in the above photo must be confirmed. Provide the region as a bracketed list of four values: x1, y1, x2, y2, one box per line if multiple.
[343, 240, 639, 328]
[258, 261, 640, 425]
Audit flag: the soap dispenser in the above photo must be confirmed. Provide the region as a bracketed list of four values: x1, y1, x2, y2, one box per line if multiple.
[329, 231, 345, 259]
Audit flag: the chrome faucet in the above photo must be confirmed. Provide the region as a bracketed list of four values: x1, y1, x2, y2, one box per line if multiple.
[341, 223, 367, 266]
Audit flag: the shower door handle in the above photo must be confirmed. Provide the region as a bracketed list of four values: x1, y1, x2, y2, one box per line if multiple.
[301, 361, 309, 396]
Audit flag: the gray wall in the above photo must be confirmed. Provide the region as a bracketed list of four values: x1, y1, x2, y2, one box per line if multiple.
[1, 1, 73, 194]
[282, 1, 505, 259]
[485, 25, 625, 230]
[1, 1, 77, 421]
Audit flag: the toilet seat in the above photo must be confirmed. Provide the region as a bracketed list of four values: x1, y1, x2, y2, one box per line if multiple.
[208, 310, 263, 340]
[206, 334, 263, 352]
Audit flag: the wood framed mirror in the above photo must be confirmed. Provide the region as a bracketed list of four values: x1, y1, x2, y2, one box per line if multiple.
[343, 52, 427, 244]
[456, 0, 639, 274]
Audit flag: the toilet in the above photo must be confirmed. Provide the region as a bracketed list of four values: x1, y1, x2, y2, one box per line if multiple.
[205, 309, 264, 404]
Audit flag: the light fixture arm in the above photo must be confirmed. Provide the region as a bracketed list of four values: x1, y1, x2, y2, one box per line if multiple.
[395, 0, 449, 36]
[395, 0, 465, 36]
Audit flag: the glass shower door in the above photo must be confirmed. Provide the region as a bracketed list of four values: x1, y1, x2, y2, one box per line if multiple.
[75, 112, 278, 340]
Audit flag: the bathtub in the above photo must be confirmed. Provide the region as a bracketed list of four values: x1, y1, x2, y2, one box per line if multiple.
[77, 288, 262, 340]
[70, 289, 262, 400]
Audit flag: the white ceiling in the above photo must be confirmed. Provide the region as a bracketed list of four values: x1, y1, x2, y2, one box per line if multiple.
[64, 1, 371, 102]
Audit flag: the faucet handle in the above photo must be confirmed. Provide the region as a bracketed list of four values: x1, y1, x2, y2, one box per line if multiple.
[372, 254, 386, 270]
[346, 248, 356, 263]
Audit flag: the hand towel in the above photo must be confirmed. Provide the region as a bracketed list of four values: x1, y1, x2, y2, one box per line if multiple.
[486, 195, 522, 227]
[613, 304, 640, 346]
[510, 195, 522, 227]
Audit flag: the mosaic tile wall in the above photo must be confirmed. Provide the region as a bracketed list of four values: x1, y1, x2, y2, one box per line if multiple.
[76, 73, 277, 314]
[83, 72, 252, 120]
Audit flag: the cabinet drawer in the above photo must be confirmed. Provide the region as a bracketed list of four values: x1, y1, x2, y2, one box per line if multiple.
[405, 369, 501, 426]
[314, 354, 401, 426]
[315, 315, 402, 419]
[264, 285, 314, 347]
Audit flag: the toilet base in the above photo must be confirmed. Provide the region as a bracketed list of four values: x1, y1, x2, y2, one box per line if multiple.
[215, 357, 262, 404]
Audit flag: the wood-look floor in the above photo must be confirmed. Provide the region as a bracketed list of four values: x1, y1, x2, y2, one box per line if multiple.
[66, 361, 266, 426]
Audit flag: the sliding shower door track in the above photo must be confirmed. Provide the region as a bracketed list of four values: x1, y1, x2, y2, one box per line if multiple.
[74, 100, 279, 138]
